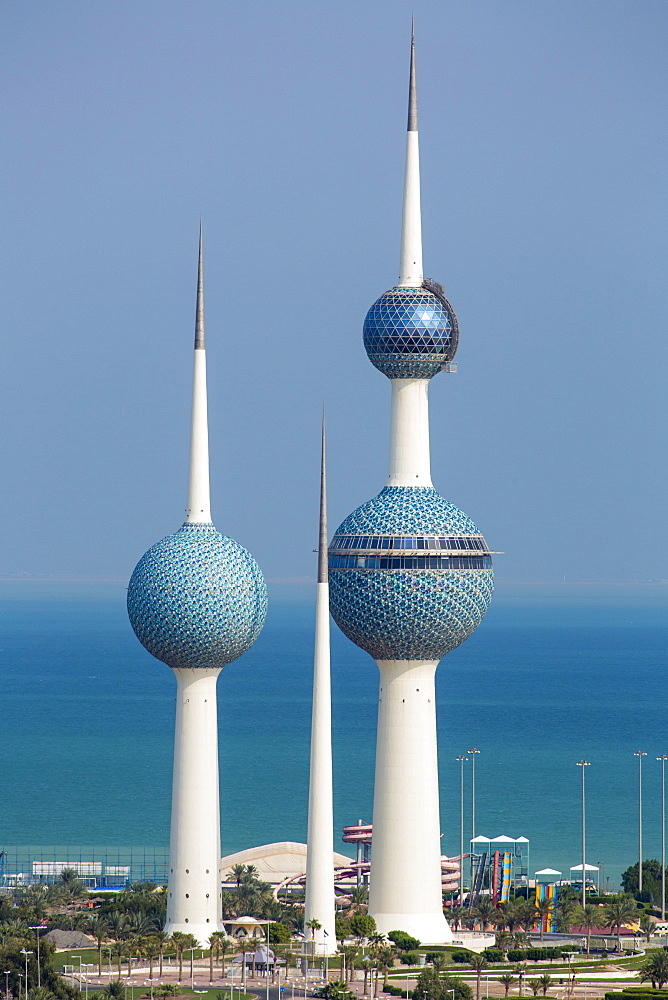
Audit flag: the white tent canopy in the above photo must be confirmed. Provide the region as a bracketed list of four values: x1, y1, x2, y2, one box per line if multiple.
[535, 868, 562, 876]
[570, 863, 599, 871]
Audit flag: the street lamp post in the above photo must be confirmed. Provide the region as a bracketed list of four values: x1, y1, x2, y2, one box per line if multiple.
[576, 761, 590, 909]
[29, 927, 43, 989]
[468, 748, 480, 890]
[456, 755, 468, 901]
[658, 756, 668, 920]
[4, 971, 10, 1000]
[634, 751, 647, 894]
[20, 950, 33, 1000]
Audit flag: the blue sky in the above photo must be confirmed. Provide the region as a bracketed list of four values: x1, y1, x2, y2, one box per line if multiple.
[1, 0, 666, 584]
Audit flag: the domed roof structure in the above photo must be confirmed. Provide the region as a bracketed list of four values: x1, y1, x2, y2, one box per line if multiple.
[363, 285, 458, 379]
[127, 522, 267, 670]
[328, 487, 493, 661]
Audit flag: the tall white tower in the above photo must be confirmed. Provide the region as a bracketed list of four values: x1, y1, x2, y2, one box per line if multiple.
[328, 32, 494, 942]
[304, 417, 336, 953]
[127, 230, 267, 944]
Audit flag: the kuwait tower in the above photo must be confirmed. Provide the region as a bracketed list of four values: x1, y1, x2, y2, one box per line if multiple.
[328, 32, 494, 942]
[127, 230, 267, 943]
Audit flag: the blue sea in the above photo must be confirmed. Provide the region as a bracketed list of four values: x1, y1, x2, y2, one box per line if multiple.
[1, 580, 666, 888]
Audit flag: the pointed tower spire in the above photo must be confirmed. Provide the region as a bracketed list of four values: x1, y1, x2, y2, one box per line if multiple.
[317, 411, 328, 583]
[304, 410, 336, 951]
[398, 24, 423, 287]
[186, 224, 212, 523]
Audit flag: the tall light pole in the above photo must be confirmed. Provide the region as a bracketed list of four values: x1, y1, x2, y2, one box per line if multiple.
[576, 761, 590, 909]
[634, 751, 647, 893]
[4, 971, 10, 1000]
[456, 755, 468, 900]
[29, 926, 43, 989]
[658, 755, 668, 920]
[468, 748, 480, 890]
[20, 950, 32, 1000]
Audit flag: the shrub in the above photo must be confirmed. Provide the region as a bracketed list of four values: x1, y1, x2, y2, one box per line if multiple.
[451, 951, 474, 963]
[389, 930, 421, 952]
[399, 951, 422, 966]
[482, 949, 504, 963]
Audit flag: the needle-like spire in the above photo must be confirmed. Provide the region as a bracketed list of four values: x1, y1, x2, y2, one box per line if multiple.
[186, 224, 212, 523]
[398, 24, 423, 287]
[195, 221, 205, 349]
[407, 19, 418, 132]
[317, 410, 328, 584]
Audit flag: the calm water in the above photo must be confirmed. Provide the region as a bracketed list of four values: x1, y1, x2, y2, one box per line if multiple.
[1, 580, 666, 885]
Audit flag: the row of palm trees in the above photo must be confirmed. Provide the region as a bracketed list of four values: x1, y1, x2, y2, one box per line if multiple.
[457, 892, 642, 954]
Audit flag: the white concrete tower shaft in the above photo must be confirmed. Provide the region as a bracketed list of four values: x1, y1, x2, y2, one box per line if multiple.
[166, 230, 223, 943]
[186, 224, 212, 524]
[369, 31, 452, 944]
[304, 416, 336, 953]
[166, 667, 223, 942]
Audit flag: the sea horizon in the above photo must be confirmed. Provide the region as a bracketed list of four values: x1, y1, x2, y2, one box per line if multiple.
[2, 579, 667, 892]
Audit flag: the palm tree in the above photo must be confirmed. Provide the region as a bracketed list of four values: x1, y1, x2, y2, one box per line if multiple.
[534, 898, 554, 942]
[574, 904, 599, 957]
[182, 934, 199, 982]
[638, 950, 668, 988]
[474, 897, 499, 932]
[469, 954, 488, 1000]
[228, 865, 248, 890]
[153, 931, 171, 979]
[449, 906, 466, 932]
[605, 895, 637, 952]
[87, 917, 110, 976]
[221, 891, 238, 920]
[306, 918, 322, 955]
[527, 980, 541, 997]
[144, 937, 160, 980]
[110, 941, 125, 978]
[513, 963, 528, 998]
[208, 931, 225, 982]
[171, 931, 188, 982]
[638, 913, 654, 944]
[499, 974, 516, 997]
[338, 945, 358, 984]
[344, 886, 368, 916]
[538, 974, 552, 996]
[375, 945, 395, 988]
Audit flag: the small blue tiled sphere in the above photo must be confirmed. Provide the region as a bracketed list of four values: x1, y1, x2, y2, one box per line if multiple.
[328, 487, 493, 661]
[127, 522, 267, 670]
[363, 287, 458, 379]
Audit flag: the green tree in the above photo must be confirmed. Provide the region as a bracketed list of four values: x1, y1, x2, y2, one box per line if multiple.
[152, 931, 171, 979]
[534, 898, 553, 942]
[513, 964, 528, 998]
[103, 983, 125, 1000]
[412, 969, 472, 1000]
[638, 949, 668, 988]
[170, 931, 188, 981]
[469, 954, 488, 1000]
[388, 930, 420, 952]
[605, 895, 638, 952]
[538, 974, 551, 996]
[638, 913, 655, 943]
[349, 914, 376, 942]
[338, 945, 358, 984]
[474, 897, 500, 932]
[87, 917, 110, 976]
[527, 980, 541, 997]
[498, 974, 516, 997]
[449, 907, 466, 932]
[621, 860, 663, 905]
[573, 903, 600, 957]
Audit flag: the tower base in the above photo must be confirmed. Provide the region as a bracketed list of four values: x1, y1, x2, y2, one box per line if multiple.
[371, 909, 452, 945]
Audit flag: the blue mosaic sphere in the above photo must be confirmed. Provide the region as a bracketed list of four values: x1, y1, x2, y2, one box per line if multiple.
[363, 286, 458, 379]
[127, 522, 267, 670]
[328, 487, 493, 661]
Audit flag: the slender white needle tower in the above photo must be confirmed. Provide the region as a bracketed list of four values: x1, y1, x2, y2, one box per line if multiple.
[304, 415, 336, 954]
[328, 30, 494, 943]
[127, 229, 267, 945]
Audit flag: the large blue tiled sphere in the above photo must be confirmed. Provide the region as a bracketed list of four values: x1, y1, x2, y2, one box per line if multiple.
[127, 522, 267, 670]
[363, 287, 458, 379]
[328, 487, 493, 661]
